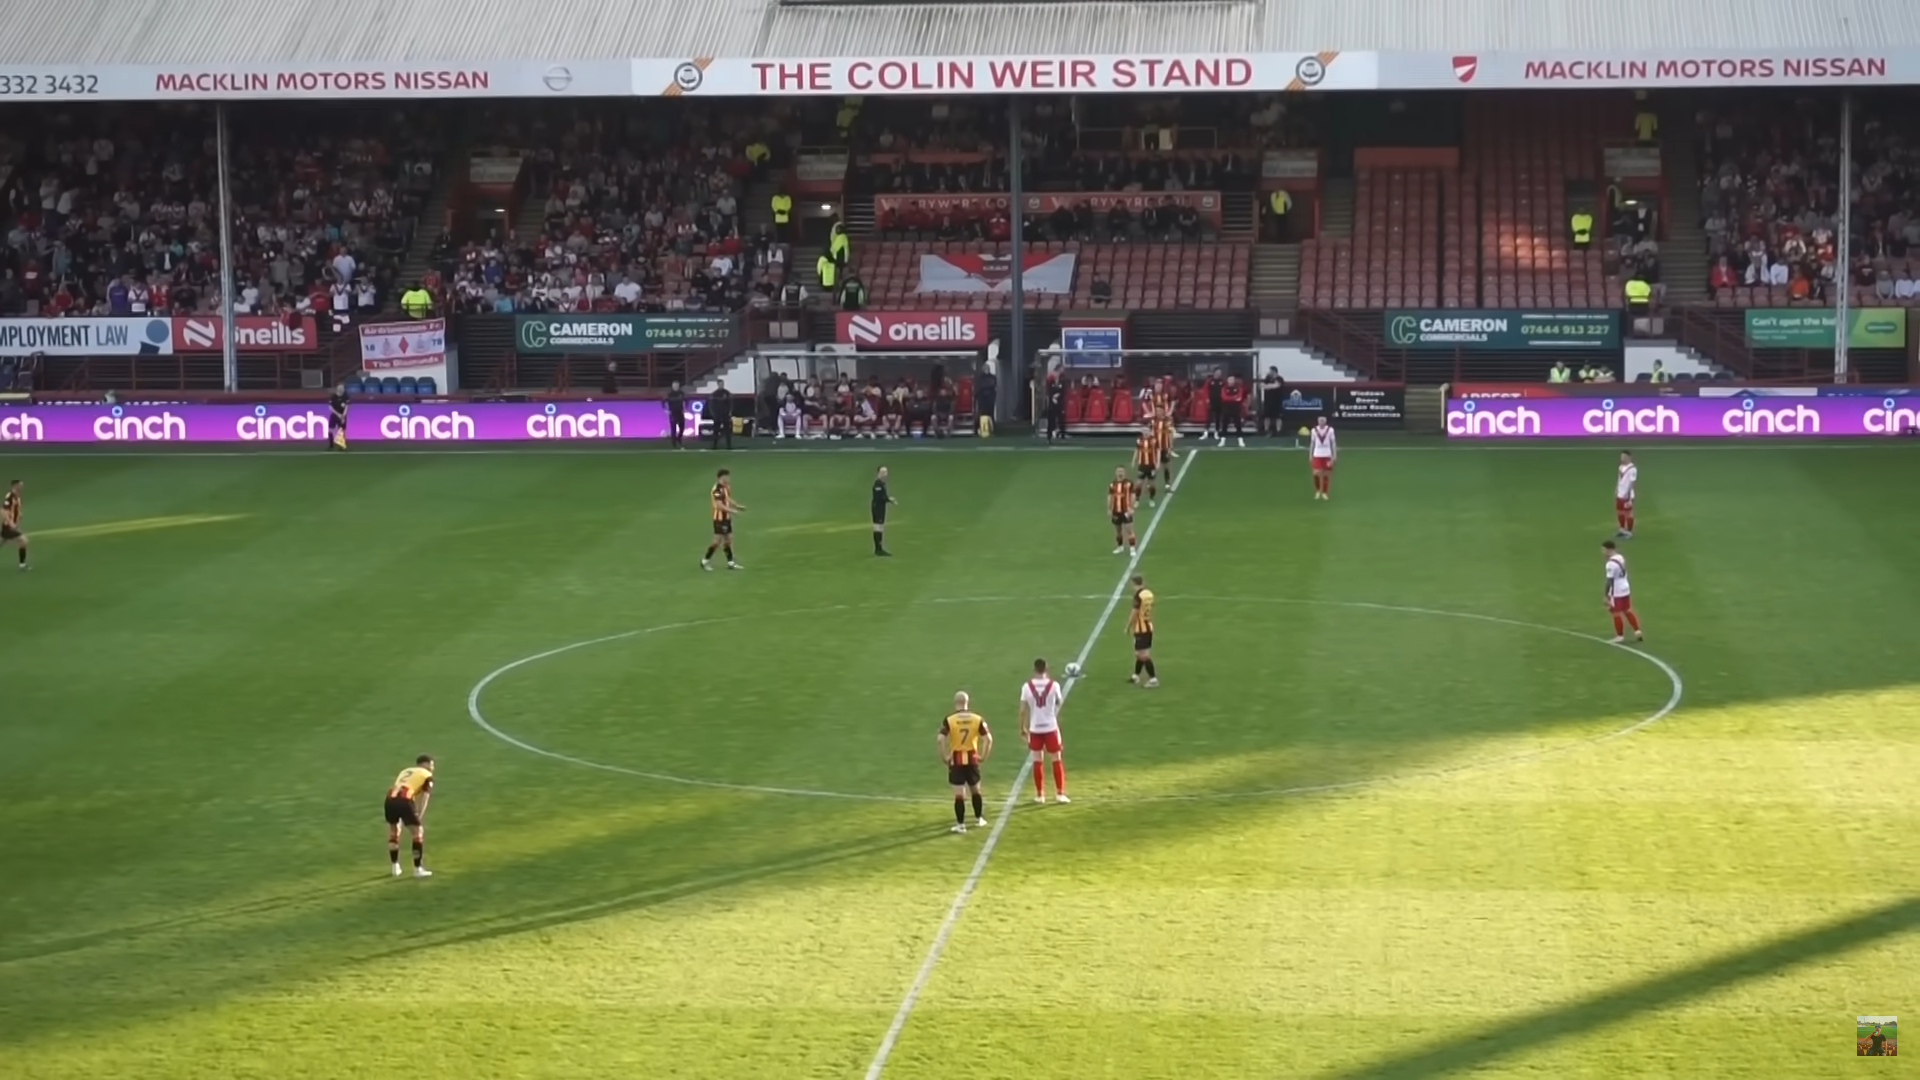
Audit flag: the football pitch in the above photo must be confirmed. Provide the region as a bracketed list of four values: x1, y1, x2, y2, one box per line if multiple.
[0, 438, 1916, 1079]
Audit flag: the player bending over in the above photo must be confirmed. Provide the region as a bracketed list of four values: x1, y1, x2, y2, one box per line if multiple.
[938, 692, 992, 833]
[2, 479, 29, 570]
[702, 468, 745, 571]
[384, 755, 435, 878]
[1309, 416, 1337, 500]
[1127, 574, 1158, 687]
[1615, 450, 1638, 538]
[1602, 540, 1644, 643]
[1107, 466, 1138, 555]
[1019, 658, 1070, 804]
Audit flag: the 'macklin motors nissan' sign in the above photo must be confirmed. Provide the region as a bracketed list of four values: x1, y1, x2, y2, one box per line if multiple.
[834, 311, 988, 351]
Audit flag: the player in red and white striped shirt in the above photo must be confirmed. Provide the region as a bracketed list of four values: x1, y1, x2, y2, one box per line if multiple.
[1602, 540, 1644, 643]
[1615, 451, 1638, 538]
[1018, 658, 1069, 804]
[1309, 416, 1338, 500]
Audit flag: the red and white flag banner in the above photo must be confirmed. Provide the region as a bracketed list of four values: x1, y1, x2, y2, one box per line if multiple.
[917, 253, 1075, 295]
[359, 318, 447, 370]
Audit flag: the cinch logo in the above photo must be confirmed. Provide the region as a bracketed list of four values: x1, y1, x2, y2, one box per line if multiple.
[379, 406, 475, 440]
[846, 314, 981, 346]
[1582, 400, 1681, 434]
[1721, 400, 1820, 435]
[527, 406, 622, 440]
[1863, 397, 1920, 434]
[1446, 401, 1541, 436]
[236, 407, 328, 441]
[0, 414, 44, 441]
[93, 409, 187, 441]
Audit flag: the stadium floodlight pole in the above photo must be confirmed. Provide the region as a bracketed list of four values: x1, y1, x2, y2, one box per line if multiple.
[1006, 98, 1025, 426]
[1834, 92, 1853, 384]
[215, 103, 239, 392]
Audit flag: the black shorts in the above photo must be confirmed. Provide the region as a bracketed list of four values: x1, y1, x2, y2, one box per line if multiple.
[712, 518, 732, 535]
[872, 506, 887, 525]
[1133, 631, 1154, 651]
[946, 761, 981, 787]
[1111, 511, 1133, 527]
[383, 795, 421, 827]
[0, 525, 19, 541]
[1136, 464, 1156, 481]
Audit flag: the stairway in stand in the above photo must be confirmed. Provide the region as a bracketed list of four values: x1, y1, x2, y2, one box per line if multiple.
[1249, 244, 1301, 315]
[392, 130, 473, 309]
[1657, 102, 1709, 305]
[1318, 178, 1356, 240]
[1218, 191, 1257, 243]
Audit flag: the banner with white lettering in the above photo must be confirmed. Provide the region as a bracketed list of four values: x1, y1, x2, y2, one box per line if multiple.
[918, 253, 1075, 295]
[642, 53, 1364, 96]
[1375, 49, 1920, 90]
[360, 319, 447, 370]
[0, 60, 632, 101]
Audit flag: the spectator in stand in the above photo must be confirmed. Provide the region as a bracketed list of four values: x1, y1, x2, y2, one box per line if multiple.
[1709, 256, 1736, 299]
[1091, 274, 1112, 307]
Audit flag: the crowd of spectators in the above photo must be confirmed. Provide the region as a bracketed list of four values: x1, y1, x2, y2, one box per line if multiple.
[439, 103, 797, 314]
[0, 104, 438, 321]
[1696, 99, 1846, 301]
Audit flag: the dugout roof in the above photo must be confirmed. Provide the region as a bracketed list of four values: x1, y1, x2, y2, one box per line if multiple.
[9, 0, 1920, 66]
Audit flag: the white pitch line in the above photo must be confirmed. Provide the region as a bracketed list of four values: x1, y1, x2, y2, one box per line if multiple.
[861, 447, 1202, 1080]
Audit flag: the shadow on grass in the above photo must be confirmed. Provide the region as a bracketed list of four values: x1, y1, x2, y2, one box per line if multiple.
[0, 802, 941, 1049]
[1319, 895, 1920, 1080]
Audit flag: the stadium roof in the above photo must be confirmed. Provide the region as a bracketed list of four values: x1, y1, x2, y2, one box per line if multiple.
[7, 0, 1920, 66]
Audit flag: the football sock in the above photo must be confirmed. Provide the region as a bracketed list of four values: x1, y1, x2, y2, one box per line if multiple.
[722, 544, 734, 562]
[1626, 514, 1635, 531]
[1052, 759, 1067, 794]
[703, 543, 717, 560]
[388, 843, 400, 867]
[15, 547, 23, 565]
[874, 533, 885, 554]
[411, 840, 424, 869]
[1626, 611, 1641, 631]
[1032, 761, 1045, 796]
[953, 797, 967, 825]
[1134, 659, 1145, 676]
[1612, 614, 1625, 636]
[1144, 660, 1157, 678]
[970, 791, 985, 819]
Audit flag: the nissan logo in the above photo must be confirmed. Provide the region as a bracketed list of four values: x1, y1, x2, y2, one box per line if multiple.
[674, 62, 704, 92]
[1294, 56, 1326, 86]
[543, 65, 574, 92]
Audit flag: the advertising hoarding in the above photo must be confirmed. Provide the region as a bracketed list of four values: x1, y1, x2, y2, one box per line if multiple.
[1446, 395, 1920, 438]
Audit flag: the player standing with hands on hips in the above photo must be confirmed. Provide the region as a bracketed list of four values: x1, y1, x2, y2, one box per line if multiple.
[871, 465, 897, 556]
[1019, 658, 1070, 804]
[1309, 415, 1338, 499]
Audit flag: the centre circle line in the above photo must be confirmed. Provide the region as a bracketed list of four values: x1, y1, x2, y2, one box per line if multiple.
[465, 594, 1682, 806]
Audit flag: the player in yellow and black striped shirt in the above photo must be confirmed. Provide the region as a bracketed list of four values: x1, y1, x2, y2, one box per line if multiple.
[383, 754, 435, 878]
[1, 480, 28, 570]
[1108, 466, 1138, 555]
[1127, 573, 1158, 687]
[702, 469, 745, 571]
[938, 691, 993, 833]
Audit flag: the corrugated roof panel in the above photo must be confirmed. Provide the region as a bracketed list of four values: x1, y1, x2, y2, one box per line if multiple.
[3, 0, 1920, 66]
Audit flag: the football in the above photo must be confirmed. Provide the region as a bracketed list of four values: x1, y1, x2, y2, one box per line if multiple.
[1064, 661, 1083, 678]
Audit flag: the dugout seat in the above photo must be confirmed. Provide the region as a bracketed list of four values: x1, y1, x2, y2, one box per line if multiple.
[380, 377, 401, 394]
[417, 376, 437, 395]
[1085, 387, 1110, 423]
[1110, 391, 1136, 425]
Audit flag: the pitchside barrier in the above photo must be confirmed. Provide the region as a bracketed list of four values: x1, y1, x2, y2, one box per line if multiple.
[1446, 385, 1920, 438]
[1038, 347, 1407, 433]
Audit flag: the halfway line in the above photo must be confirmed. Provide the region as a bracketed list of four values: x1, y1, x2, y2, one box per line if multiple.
[861, 447, 1203, 1080]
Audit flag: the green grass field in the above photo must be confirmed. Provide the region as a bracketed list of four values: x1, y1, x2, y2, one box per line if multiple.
[1, 438, 1916, 1079]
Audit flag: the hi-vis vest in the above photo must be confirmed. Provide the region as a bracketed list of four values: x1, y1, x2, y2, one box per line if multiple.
[1268, 189, 1293, 215]
[1624, 279, 1652, 304]
[816, 255, 838, 290]
[771, 194, 792, 224]
[1570, 211, 1594, 245]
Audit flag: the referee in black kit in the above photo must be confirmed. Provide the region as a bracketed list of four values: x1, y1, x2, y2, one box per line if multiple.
[871, 466, 897, 556]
